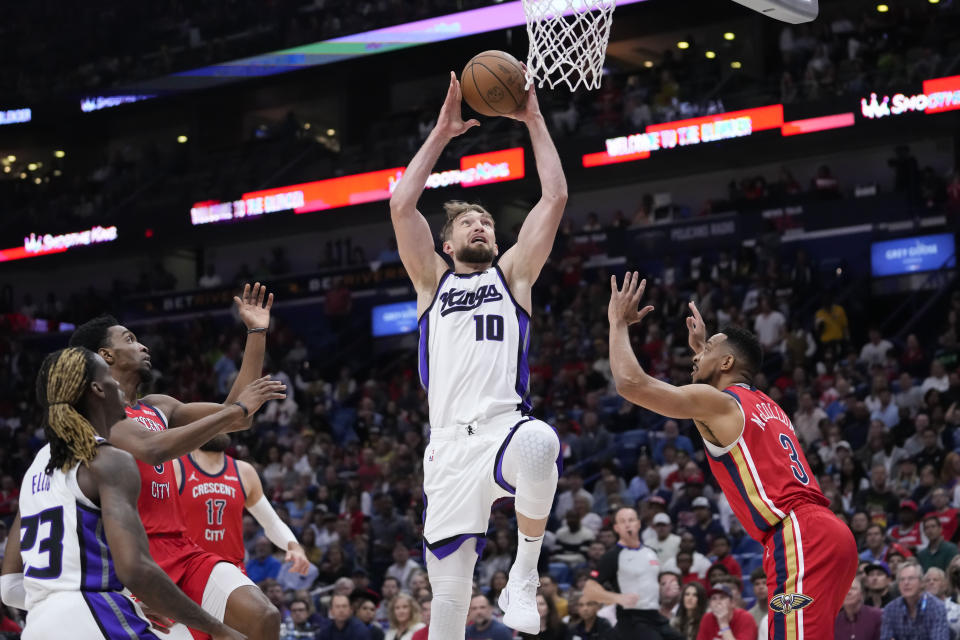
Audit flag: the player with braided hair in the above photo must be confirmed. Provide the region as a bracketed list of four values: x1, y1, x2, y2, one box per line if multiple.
[1, 347, 246, 640]
[69, 283, 291, 639]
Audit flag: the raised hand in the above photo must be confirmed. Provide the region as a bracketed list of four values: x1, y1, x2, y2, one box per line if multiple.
[686, 300, 707, 354]
[235, 375, 286, 416]
[505, 69, 543, 124]
[608, 272, 655, 328]
[435, 71, 480, 139]
[234, 283, 273, 331]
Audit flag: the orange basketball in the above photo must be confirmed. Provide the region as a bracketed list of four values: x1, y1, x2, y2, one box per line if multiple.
[461, 50, 528, 117]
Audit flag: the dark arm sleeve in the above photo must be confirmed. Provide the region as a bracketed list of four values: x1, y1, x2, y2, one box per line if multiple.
[592, 548, 620, 593]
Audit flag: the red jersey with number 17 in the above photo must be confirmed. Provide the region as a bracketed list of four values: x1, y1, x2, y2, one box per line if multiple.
[124, 401, 187, 536]
[177, 454, 247, 567]
[704, 384, 828, 541]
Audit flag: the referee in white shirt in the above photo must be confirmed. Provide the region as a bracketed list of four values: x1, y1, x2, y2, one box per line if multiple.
[582, 508, 684, 640]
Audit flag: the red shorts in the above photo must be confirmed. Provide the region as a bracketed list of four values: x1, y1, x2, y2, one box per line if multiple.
[148, 534, 224, 607]
[762, 504, 857, 640]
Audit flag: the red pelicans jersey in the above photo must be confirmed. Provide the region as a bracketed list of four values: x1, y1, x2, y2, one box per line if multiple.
[178, 454, 247, 566]
[704, 384, 828, 541]
[124, 401, 187, 536]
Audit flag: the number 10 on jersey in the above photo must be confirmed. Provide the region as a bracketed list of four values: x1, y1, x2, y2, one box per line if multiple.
[474, 314, 504, 341]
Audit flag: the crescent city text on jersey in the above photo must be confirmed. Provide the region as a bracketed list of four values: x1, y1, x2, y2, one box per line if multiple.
[191, 482, 238, 499]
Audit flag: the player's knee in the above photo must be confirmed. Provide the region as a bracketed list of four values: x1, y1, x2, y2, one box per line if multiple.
[513, 421, 560, 478]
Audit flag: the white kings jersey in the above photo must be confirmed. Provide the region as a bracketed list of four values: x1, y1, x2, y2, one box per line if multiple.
[418, 266, 532, 428]
[18, 441, 123, 609]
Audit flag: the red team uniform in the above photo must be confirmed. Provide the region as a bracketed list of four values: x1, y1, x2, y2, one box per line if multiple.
[704, 384, 857, 640]
[177, 453, 248, 570]
[125, 402, 226, 607]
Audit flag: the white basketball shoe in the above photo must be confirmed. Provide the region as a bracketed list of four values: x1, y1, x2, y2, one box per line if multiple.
[498, 568, 541, 634]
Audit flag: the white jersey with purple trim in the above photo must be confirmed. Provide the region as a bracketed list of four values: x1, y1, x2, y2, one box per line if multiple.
[18, 443, 168, 639]
[418, 265, 531, 429]
[18, 442, 125, 609]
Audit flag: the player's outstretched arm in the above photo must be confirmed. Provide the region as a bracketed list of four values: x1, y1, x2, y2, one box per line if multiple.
[0, 513, 26, 611]
[145, 282, 273, 429]
[582, 579, 639, 609]
[390, 72, 477, 296]
[238, 460, 309, 575]
[111, 376, 286, 465]
[499, 84, 568, 296]
[608, 273, 740, 443]
[92, 446, 246, 640]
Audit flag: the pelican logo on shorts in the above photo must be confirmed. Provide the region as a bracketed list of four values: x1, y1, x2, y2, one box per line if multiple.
[769, 593, 814, 614]
[154, 463, 165, 474]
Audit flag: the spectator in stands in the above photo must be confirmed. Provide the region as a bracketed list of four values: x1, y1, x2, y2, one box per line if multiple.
[465, 593, 512, 640]
[864, 563, 895, 609]
[659, 571, 682, 621]
[687, 498, 724, 556]
[924, 567, 960, 637]
[708, 535, 741, 577]
[574, 495, 602, 536]
[384, 593, 424, 640]
[555, 471, 592, 520]
[927, 488, 957, 540]
[814, 292, 849, 356]
[554, 509, 595, 566]
[385, 542, 420, 591]
[519, 593, 565, 640]
[918, 516, 958, 572]
[923, 360, 950, 394]
[642, 513, 681, 565]
[861, 327, 894, 369]
[793, 390, 827, 447]
[248, 536, 283, 583]
[318, 594, 372, 640]
[673, 581, 707, 640]
[538, 575, 568, 620]
[880, 561, 949, 640]
[695, 583, 757, 640]
[653, 420, 694, 465]
[746, 568, 767, 628]
[375, 577, 399, 630]
[889, 500, 926, 552]
[856, 467, 900, 524]
[282, 598, 322, 639]
[568, 597, 612, 640]
[354, 596, 385, 640]
[835, 578, 882, 640]
[753, 296, 786, 353]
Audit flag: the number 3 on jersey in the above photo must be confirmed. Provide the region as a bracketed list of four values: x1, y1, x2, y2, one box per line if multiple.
[779, 433, 810, 485]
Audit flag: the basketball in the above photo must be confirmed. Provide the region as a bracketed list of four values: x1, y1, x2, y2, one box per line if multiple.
[461, 50, 528, 117]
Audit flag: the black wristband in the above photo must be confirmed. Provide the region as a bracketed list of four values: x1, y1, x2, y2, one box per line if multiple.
[247, 327, 267, 335]
[233, 401, 249, 418]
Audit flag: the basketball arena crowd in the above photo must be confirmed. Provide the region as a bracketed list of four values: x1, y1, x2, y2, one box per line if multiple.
[0, 203, 958, 640]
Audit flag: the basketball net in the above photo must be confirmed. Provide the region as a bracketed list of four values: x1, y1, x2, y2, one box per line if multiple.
[522, 0, 617, 92]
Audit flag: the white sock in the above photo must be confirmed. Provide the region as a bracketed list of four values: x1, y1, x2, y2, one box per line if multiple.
[513, 532, 543, 575]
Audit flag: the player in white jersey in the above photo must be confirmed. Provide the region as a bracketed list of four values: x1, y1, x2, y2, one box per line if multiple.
[390, 72, 567, 637]
[0, 347, 244, 640]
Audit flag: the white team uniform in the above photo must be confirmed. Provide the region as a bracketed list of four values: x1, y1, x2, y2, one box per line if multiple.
[419, 266, 557, 557]
[17, 443, 188, 640]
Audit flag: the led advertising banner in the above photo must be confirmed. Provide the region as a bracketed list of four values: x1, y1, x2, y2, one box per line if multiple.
[372, 300, 419, 337]
[0, 225, 119, 262]
[871, 233, 956, 277]
[191, 147, 524, 226]
[582, 74, 960, 168]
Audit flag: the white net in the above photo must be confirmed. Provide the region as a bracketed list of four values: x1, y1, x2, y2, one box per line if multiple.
[522, 0, 617, 92]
